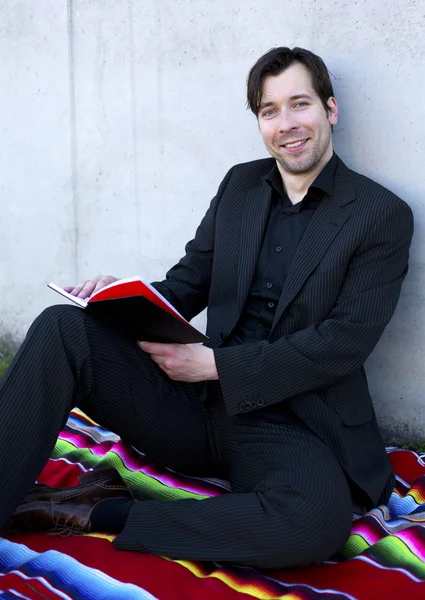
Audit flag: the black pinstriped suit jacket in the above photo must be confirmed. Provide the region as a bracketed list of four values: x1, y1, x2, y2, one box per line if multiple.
[153, 154, 414, 508]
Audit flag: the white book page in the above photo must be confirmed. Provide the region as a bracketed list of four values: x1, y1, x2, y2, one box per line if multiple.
[48, 283, 88, 308]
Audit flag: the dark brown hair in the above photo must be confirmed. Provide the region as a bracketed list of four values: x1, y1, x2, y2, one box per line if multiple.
[247, 47, 335, 117]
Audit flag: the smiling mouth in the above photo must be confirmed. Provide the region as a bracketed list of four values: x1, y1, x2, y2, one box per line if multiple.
[281, 139, 309, 148]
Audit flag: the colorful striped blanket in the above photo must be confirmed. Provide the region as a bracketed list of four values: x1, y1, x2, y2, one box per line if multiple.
[1, 409, 425, 599]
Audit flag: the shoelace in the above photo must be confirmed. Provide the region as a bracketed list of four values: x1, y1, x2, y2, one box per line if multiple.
[48, 515, 91, 537]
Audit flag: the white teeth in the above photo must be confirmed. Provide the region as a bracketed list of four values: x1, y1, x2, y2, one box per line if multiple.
[284, 140, 306, 148]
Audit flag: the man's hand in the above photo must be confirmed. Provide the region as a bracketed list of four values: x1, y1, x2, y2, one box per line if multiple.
[63, 275, 118, 299]
[139, 341, 218, 382]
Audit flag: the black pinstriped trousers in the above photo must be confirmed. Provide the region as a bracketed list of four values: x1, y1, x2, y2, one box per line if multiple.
[0, 305, 353, 568]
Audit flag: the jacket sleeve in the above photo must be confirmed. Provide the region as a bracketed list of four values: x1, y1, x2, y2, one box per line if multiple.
[213, 198, 414, 416]
[151, 167, 234, 321]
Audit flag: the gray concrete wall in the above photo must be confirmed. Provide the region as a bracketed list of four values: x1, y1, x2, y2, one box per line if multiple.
[0, 0, 423, 442]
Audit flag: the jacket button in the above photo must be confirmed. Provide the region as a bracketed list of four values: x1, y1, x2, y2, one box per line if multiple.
[257, 398, 264, 406]
[239, 402, 246, 411]
[218, 332, 224, 342]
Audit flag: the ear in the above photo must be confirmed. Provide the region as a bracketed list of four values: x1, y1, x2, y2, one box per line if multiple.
[327, 97, 338, 126]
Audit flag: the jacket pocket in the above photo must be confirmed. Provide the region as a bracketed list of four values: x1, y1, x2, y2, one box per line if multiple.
[333, 396, 374, 426]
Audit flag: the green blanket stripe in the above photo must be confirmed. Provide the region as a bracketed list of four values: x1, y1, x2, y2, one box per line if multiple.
[368, 536, 425, 579]
[342, 533, 370, 558]
[52, 439, 209, 501]
[343, 533, 425, 578]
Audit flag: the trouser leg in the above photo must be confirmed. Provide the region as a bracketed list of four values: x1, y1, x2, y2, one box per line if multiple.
[0, 305, 221, 530]
[114, 406, 353, 569]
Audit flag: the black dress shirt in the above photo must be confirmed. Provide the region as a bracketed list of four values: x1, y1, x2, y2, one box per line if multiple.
[224, 153, 338, 421]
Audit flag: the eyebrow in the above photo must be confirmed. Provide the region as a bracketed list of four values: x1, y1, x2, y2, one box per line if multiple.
[259, 94, 313, 109]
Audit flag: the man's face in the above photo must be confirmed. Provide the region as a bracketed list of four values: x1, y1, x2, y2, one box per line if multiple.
[257, 62, 338, 175]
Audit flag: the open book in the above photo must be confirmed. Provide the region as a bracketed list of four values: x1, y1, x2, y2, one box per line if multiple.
[48, 277, 208, 344]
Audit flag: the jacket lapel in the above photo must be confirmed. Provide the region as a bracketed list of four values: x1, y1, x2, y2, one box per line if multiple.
[272, 159, 356, 329]
[236, 180, 272, 315]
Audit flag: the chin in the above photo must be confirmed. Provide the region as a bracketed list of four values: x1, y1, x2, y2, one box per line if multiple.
[279, 155, 317, 174]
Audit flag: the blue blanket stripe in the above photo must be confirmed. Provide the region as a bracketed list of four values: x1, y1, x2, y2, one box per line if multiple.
[0, 539, 158, 600]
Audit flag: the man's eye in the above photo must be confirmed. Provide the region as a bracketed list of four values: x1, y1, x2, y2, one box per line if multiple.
[294, 102, 308, 108]
[262, 109, 276, 117]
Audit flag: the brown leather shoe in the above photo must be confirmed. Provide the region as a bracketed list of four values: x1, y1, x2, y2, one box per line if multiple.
[7, 467, 134, 535]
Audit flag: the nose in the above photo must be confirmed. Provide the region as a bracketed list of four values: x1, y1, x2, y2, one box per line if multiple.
[277, 109, 299, 133]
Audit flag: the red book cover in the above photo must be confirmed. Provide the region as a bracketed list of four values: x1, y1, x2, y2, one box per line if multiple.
[48, 278, 208, 344]
[88, 279, 187, 323]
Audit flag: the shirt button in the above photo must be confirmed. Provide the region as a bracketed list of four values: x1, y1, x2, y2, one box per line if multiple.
[268, 302, 275, 308]
[266, 282, 273, 289]
[276, 246, 282, 252]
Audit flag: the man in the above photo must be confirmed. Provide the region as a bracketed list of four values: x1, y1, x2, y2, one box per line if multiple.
[0, 47, 413, 569]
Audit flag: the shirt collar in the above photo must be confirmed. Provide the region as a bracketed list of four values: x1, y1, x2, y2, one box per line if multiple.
[264, 152, 338, 200]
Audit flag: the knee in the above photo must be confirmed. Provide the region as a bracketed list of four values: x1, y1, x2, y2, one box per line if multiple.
[28, 305, 85, 344]
[293, 500, 352, 565]
[250, 492, 352, 570]
[34, 304, 83, 328]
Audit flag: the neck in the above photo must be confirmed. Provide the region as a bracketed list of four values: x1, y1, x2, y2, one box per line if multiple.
[277, 146, 333, 205]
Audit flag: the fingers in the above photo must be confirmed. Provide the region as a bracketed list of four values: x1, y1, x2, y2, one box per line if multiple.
[138, 342, 177, 372]
[138, 342, 210, 382]
[148, 353, 180, 380]
[68, 280, 91, 298]
[139, 344, 169, 373]
[138, 341, 174, 354]
[64, 275, 118, 299]
[92, 275, 118, 295]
